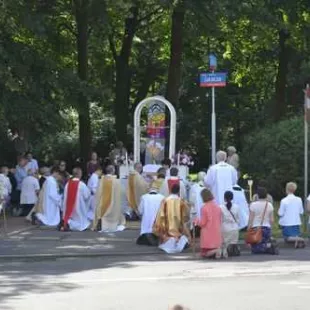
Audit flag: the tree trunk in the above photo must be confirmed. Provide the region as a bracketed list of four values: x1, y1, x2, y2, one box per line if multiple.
[273, 29, 290, 121]
[114, 6, 139, 145]
[133, 65, 163, 112]
[74, 0, 91, 171]
[165, 2, 185, 106]
[165, 2, 185, 156]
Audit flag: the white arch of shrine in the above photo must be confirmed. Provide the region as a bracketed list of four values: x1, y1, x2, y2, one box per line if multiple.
[133, 96, 176, 163]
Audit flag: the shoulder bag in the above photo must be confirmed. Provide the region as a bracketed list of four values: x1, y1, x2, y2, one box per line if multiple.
[245, 201, 268, 245]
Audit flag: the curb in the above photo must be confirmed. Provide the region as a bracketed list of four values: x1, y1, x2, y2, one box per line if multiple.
[0, 242, 299, 261]
[0, 251, 166, 261]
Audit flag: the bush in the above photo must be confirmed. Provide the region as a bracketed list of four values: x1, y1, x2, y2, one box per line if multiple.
[241, 117, 306, 199]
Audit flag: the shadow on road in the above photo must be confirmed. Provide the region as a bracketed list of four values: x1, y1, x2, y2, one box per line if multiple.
[1, 217, 310, 309]
[1, 246, 310, 309]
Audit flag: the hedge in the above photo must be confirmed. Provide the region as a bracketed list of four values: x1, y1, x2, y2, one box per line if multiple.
[241, 116, 306, 199]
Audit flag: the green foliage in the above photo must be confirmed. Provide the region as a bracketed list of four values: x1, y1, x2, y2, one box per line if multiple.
[241, 117, 305, 199]
[0, 0, 309, 180]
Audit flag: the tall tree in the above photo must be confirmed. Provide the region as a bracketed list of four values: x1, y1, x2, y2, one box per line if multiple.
[274, 28, 290, 121]
[74, 0, 92, 166]
[109, 5, 139, 144]
[166, 0, 185, 106]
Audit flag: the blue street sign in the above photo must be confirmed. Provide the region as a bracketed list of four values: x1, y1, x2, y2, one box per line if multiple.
[209, 54, 217, 71]
[199, 72, 227, 87]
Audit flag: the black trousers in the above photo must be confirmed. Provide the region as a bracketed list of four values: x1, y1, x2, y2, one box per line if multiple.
[136, 233, 159, 246]
[191, 226, 201, 238]
[20, 204, 34, 216]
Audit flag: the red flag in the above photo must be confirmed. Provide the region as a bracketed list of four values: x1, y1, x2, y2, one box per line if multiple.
[63, 179, 79, 227]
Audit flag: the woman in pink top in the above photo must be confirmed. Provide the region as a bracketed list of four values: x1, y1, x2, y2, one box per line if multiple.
[195, 189, 222, 258]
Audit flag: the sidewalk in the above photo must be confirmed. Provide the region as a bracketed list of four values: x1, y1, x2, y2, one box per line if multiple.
[0, 217, 169, 260]
[0, 217, 304, 260]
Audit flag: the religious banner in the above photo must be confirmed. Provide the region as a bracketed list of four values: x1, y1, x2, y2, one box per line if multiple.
[145, 100, 166, 164]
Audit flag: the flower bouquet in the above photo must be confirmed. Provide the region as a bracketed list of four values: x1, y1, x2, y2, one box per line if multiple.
[172, 152, 194, 167]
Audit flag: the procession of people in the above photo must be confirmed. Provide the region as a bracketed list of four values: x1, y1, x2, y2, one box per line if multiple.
[0, 143, 308, 258]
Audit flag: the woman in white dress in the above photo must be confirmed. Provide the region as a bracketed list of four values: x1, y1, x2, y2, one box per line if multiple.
[220, 191, 240, 258]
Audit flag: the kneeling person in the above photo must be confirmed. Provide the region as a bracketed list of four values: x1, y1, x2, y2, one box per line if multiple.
[35, 167, 62, 227]
[136, 184, 164, 246]
[153, 184, 191, 254]
[61, 168, 91, 231]
[278, 182, 305, 248]
[93, 165, 126, 233]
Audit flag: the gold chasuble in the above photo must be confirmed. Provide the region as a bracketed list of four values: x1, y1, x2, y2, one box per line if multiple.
[127, 171, 148, 211]
[153, 196, 190, 242]
[93, 175, 125, 231]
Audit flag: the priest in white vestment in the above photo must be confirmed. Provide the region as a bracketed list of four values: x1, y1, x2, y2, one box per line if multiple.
[232, 184, 249, 230]
[93, 165, 126, 233]
[136, 183, 165, 246]
[160, 167, 187, 200]
[87, 166, 103, 220]
[61, 168, 91, 231]
[189, 171, 206, 220]
[127, 162, 148, 217]
[204, 151, 238, 205]
[35, 167, 62, 226]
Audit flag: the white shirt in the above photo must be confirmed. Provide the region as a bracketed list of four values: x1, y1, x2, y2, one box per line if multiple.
[0, 174, 12, 197]
[250, 200, 274, 228]
[278, 194, 303, 226]
[20, 176, 40, 205]
[139, 191, 165, 235]
[220, 203, 239, 232]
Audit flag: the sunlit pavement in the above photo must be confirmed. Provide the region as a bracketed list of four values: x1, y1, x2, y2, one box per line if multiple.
[1, 218, 310, 309]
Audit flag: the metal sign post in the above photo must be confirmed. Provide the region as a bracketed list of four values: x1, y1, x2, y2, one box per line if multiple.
[211, 86, 216, 165]
[199, 66, 227, 165]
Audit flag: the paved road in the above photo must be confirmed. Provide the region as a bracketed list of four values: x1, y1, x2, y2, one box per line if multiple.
[1, 248, 310, 310]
